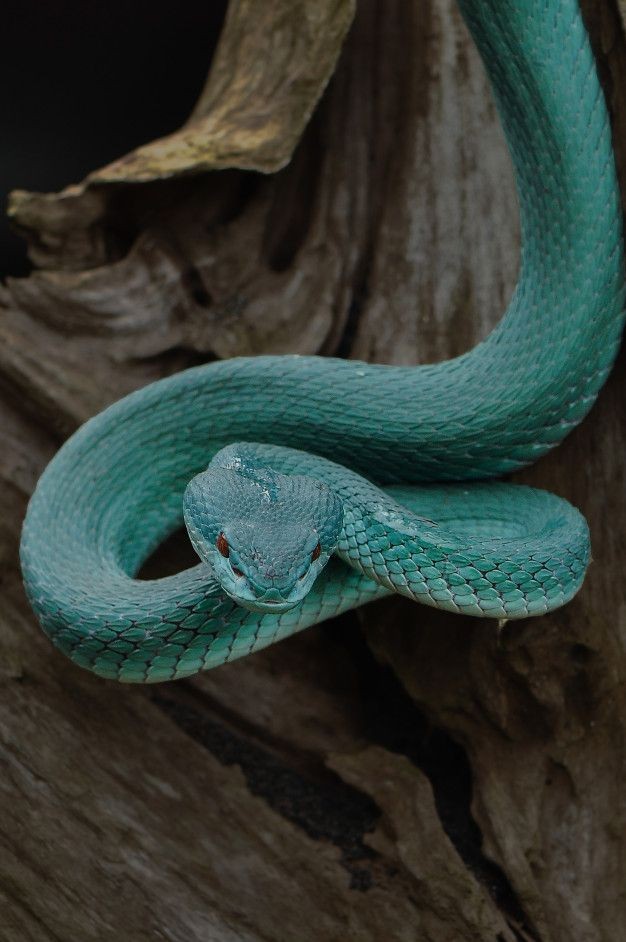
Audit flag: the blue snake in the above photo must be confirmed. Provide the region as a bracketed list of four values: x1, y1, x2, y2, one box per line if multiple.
[20, 0, 626, 682]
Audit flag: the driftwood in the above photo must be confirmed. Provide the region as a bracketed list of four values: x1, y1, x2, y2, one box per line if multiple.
[2, 1, 626, 940]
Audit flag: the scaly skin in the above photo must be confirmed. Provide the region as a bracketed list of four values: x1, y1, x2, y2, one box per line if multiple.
[20, 0, 625, 682]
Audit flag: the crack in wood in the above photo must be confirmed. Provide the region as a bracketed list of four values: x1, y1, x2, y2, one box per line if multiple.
[331, 622, 542, 940]
[152, 693, 382, 891]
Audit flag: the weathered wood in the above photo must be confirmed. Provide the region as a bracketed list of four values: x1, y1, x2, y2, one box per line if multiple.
[1, 1, 625, 940]
[6, 0, 355, 272]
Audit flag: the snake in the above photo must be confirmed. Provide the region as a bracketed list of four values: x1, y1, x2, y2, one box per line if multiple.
[19, 0, 625, 683]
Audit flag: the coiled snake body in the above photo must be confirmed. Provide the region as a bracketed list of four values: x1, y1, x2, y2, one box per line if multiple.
[20, 0, 626, 682]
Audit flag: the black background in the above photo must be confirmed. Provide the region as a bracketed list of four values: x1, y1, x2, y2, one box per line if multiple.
[2, 0, 227, 276]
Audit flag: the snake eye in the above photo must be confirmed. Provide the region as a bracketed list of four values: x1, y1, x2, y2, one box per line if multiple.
[311, 542, 322, 562]
[216, 533, 230, 557]
[232, 565, 244, 578]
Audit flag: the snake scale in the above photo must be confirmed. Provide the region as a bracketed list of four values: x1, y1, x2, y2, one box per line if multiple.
[20, 0, 625, 682]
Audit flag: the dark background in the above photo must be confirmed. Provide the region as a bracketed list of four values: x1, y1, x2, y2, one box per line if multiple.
[2, 0, 227, 276]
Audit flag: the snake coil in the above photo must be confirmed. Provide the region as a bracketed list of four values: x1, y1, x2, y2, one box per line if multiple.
[20, 0, 626, 682]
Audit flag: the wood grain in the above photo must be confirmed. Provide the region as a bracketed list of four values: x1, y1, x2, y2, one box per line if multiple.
[1, 1, 625, 940]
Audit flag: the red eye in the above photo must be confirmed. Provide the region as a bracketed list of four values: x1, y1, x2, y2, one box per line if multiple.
[216, 533, 230, 557]
[311, 542, 321, 562]
[232, 566, 244, 578]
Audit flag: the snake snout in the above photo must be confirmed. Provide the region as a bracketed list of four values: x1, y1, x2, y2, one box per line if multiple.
[256, 587, 287, 605]
[234, 583, 302, 615]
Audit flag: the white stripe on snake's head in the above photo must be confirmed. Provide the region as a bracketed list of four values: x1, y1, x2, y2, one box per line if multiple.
[182, 444, 343, 613]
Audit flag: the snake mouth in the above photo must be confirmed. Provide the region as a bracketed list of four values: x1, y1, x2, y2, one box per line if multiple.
[226, 592, 301, 615]
[220, 572, 313, 614]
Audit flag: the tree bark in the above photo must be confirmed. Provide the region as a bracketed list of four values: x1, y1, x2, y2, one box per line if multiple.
[2, 2, 626, 940]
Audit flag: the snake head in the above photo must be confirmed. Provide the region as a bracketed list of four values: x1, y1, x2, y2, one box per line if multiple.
[183, 451, 343, 613]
